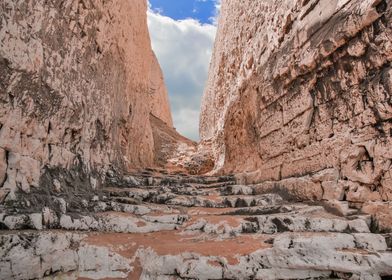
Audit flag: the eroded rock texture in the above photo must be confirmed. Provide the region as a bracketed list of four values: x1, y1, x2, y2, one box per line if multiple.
[200, 0, 392, 203]
[0, 0, 175, 199]
[1, 171, 392, 279]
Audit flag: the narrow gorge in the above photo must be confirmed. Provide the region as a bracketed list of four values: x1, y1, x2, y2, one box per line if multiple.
[0, 0, 392, 279]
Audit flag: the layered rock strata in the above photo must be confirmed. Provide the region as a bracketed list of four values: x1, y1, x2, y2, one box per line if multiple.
[0, 0, 174, 200]
[200, 0, 392, 204]
[1, 170, 392, 279]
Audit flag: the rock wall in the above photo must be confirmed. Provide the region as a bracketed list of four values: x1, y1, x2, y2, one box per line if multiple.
[0, 0, 173, 199]
[200, 0, 392, 201]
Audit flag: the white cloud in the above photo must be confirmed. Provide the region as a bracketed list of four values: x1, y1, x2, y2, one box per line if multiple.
[173, 108, 201, 141]
[210, 0, 221, 25]
[147, 11, 217, 141]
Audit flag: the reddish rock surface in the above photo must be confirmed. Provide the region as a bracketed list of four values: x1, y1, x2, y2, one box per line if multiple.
[200, 0, 392, 202]
[0, 0, 179, 200]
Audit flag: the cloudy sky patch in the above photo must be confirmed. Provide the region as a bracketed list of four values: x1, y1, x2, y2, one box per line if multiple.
[147, 1, 219, 141]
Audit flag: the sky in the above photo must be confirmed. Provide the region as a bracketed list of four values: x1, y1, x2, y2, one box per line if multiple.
[149, 0, 219, 24]
[147, 0, 220, 141]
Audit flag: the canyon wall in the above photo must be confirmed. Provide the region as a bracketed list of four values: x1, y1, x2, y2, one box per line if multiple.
[201, 0, 392, 200]
[0, 0, 173, 200]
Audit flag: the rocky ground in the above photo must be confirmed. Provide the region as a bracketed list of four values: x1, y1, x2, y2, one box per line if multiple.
[1, 170, 392, 280]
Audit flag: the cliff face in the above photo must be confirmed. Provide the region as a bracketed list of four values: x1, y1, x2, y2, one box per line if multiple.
[201, 0, 392, 200]
[0, 0, 173, 199]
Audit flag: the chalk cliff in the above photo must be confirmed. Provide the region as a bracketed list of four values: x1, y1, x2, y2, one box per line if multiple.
[0, 0, 173, 199]
[200, 0, 392, 202]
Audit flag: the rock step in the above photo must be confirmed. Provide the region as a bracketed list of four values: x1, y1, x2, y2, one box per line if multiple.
[183, 181, 237, 189]
[152, 193, 284, 208]
[1, 206, 370, 235]
[103, 187, 284, 208]
[0, 211, 188, 233]
[157, 176, 235, 186]
[105, 180, 237, 194]
[103, 184, 273, 201]
[103, 186, 215, 198]
[109, 173, 236, 188]
[184, 213, 371, 235]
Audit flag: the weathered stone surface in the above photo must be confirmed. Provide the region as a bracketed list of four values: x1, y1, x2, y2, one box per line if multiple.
[362, 202, 392, 233]
[150, 114, 199, 173]
[249, 174, 324, 201]
[199, 0, 392, 204]
[0, 0, 174, 198]
[1, 171, 392, 279]
[0, 148, 6, 186]
[2, 229, 392, 280]
[0, 231, 132, 279]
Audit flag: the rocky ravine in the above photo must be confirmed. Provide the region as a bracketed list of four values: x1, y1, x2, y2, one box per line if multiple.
[1, 0, 392, 280]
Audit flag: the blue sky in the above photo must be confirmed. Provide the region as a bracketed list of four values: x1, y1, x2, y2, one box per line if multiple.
[148, 1, 220, 140]
[149, 0, 218, 24]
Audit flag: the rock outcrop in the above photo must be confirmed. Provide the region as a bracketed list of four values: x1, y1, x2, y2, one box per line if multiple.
[200, 0, 392, 204]
[0, 0, 174, 200]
